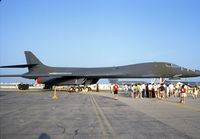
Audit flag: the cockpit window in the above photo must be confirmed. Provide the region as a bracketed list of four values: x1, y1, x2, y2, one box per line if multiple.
[171, 64, 179, 68]
[113, 67, 119, 70]
[165, 64, 196, 72]
[165, 64, 179, 68]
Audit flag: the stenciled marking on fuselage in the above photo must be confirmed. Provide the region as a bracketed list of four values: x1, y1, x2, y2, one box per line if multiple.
[49, 72, 72, 75]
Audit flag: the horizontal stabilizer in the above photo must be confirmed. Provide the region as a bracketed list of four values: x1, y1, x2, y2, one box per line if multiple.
[0, 64, 37, 68]
[0, 74, 25, 77]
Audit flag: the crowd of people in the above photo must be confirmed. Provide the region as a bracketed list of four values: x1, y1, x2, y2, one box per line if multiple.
[112, 82, 200, 104]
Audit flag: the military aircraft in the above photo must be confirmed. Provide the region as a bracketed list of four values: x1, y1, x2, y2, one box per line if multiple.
[0, 51, 200, 90]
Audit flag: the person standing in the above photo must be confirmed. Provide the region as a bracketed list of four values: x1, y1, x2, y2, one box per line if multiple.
[138, 84, 143, 99]
[148, 83, 153, 98]
[134, 84, 139, 98]
[130, 84, 134, 98]
[177, 84, 182, 97]
[113, 84, 119, 100]
[169, 83, 174, 97]
[180, 85, 187, 104]
[124, 84, 128, 94]
[193, 86, 198, 99]
[141, 83, 146, 98]
[159, 83, 165, 99]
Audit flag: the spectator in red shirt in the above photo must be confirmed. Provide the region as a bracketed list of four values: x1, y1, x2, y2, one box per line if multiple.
[180, 84, 187, 104]
[113, 84, 119, 100]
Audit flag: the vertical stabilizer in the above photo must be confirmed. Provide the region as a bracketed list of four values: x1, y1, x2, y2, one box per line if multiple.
[25, 51, 43, 65]
[24, 51, 46, 72]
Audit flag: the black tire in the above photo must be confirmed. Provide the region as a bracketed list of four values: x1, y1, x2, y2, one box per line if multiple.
[75, 87, 79, 92]
[69, 87, 75, 92]
[88, 87, 92, 92]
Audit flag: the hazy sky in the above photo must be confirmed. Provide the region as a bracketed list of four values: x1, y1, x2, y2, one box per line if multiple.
[0, 0, 200, 83]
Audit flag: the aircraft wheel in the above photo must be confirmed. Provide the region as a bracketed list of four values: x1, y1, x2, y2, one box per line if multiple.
[79, 87, 83, 92]
[85, 87, 91, 92]
[85, 87, 88, 92]
[88, 87, 92, 92]
[75, 87, 79, 92]
[69, 87, 75, 92]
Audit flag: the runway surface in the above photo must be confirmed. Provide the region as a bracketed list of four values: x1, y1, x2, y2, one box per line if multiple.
[0, 90, 200, 139]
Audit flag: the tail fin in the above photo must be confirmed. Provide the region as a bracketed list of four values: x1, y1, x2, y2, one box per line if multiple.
[0, 51, 48, 75]
[24, 51, 46, 72]
[25, 51, 43, 65]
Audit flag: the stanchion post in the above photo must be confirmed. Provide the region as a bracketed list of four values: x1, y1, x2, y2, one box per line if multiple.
[52, 86, 58, 100]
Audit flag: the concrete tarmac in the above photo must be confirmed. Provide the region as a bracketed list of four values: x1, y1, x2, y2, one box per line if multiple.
[0, 90, 199, 139]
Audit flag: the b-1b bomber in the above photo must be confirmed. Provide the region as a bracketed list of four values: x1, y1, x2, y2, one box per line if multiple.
[0, 51, 200, 90]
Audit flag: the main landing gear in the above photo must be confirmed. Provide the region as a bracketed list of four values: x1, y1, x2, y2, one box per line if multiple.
[68, 86, 92, 92]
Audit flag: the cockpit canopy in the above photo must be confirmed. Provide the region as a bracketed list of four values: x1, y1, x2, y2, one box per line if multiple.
[165, 63, 179, 68]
